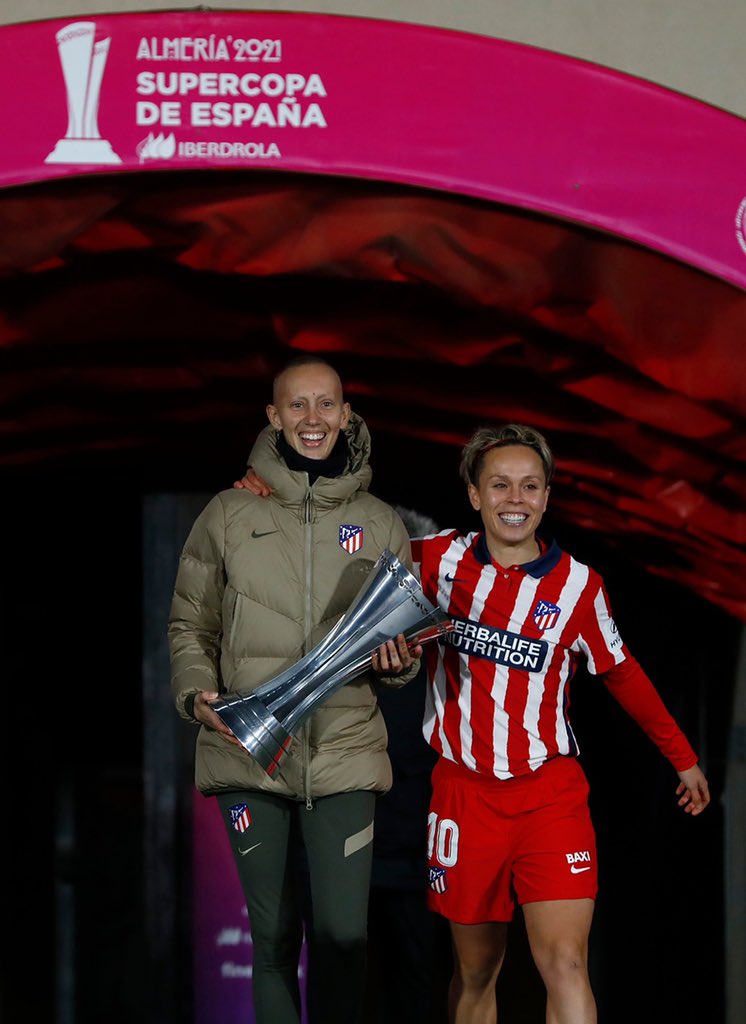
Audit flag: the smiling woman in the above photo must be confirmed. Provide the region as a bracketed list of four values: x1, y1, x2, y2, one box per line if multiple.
[167, 352, 423, 1024]
[266, 357, 351, 461]
[413, 421, 710, 1024]
[463, 425, 553, 565]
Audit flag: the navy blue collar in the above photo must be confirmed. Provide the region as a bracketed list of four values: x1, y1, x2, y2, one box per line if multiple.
[473, 533, 562, 578]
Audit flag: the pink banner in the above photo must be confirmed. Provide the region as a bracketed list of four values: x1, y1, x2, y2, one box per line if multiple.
[1, 11, 746, 289]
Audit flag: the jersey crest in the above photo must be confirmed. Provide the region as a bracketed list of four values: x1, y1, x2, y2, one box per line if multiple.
[533, 598, 561, 631]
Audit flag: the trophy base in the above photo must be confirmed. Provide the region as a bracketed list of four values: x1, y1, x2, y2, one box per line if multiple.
[45, 138, 122, 165]
[212, 693, 294, 778]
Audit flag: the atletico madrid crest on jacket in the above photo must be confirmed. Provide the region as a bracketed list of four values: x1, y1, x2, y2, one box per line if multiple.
[339, 524, 363, 554]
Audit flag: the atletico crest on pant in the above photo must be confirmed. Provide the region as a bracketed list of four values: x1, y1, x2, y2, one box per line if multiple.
[339, 524, 363, 554]
[228, 803, 252, 833]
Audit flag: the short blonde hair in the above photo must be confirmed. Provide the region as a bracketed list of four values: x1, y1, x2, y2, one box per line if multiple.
[459, 424, 555, 487]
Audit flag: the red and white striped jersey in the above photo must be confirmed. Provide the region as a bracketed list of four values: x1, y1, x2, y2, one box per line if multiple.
[412, 530, 696, 780]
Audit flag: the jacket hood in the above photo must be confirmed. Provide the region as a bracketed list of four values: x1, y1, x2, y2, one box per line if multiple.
[249, 411, 374, 506]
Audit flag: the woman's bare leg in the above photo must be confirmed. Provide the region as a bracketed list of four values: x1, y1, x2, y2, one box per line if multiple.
[448, 920, 509, 1024]
[523, 899, 596, 1024]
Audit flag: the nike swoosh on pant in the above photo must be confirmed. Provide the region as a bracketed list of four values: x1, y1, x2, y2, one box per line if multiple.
[238, 842, 262, 856]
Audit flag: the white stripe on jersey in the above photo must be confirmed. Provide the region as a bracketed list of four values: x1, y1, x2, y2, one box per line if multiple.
[577, 583, 625, 674]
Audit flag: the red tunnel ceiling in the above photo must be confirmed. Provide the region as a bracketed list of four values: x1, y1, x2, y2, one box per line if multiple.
[0, 12, 744, 621]
[0, 170, 744, 620]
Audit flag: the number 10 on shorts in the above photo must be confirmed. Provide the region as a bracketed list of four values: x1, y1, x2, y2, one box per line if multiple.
[428, 812, 459, 866]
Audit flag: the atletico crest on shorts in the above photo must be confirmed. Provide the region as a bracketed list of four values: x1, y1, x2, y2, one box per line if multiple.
[533, 598, 561, 631]
[228, 803, 252, 833]
[429, 866, 448, 894]
[339, 524, 363, 554]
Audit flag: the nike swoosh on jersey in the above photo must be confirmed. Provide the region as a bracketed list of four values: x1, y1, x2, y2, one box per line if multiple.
[251, 529, 279, 539]
[444, 572, 465, 583]
[238, 842, 262, 856]
[570, 864, 592, 874]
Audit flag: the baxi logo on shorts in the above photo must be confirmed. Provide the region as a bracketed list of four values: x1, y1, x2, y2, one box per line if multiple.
[429, 866, 448, 894]
[339, 524, 363, 554]
[565, 850, 592, 873]
[229, 802, 252, 833]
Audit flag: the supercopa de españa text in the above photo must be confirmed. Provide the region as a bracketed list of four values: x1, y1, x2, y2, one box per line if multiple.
[136, 70, 328, 128]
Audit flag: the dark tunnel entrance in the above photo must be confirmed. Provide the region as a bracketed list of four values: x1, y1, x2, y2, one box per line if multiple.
[0, 167, 741, 1024]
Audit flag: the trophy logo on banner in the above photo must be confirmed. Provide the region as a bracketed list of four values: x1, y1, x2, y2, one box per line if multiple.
[45, 21, 121, 165]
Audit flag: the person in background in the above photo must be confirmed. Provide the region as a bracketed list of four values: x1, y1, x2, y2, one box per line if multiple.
[363, 506, 452, 1024]
[412, 423, 710, 1024]
[169, 355, 421, 1024]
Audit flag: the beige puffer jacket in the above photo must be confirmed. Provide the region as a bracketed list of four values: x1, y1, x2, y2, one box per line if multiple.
[168, 414, 417, 801]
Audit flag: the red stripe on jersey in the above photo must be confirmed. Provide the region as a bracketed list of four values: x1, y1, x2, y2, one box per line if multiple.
[501, 575, 536, 773]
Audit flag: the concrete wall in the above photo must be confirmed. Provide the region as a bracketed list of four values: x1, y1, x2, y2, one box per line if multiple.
[6, 1, 746, 118]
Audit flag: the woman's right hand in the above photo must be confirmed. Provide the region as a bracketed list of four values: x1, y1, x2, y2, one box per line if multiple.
[194, 691, 241, 746]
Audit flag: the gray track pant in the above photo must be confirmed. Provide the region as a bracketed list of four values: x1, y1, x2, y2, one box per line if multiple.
[217, 789, 376, 1024]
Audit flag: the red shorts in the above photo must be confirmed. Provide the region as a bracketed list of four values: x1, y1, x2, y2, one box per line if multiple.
[426, 755, 597, 923]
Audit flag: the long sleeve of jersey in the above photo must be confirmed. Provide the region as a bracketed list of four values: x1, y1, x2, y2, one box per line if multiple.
[601, 655, 698, 771]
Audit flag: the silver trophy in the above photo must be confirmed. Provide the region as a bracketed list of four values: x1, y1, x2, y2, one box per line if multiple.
[210, 549, 453, 777]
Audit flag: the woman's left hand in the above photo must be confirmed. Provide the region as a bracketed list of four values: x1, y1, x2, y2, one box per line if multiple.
[676, 764, 711, 816]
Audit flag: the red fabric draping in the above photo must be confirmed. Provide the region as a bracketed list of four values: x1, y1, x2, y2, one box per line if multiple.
[0, 172, 743, 618]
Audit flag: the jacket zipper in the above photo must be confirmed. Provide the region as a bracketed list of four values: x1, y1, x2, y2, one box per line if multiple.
[303, 482, 314, 810]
